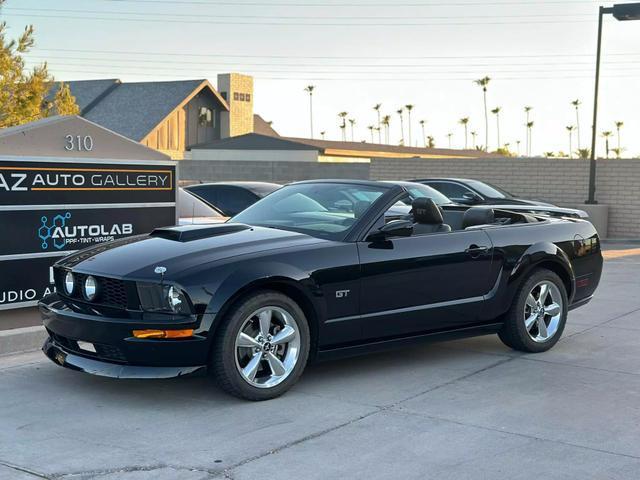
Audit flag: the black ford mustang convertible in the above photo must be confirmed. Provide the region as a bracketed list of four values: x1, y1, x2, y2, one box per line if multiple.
[40, 180, 603, 400]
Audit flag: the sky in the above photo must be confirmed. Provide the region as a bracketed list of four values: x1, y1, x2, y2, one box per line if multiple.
[3, 0, 640, 157]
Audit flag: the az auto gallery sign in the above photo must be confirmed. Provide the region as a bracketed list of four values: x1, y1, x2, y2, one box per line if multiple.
[0, 158, 176, 310]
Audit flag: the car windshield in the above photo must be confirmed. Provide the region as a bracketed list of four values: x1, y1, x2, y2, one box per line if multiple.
[230, 182, 390, 240]
[465, 180, 514, 199]
[392, 183, 452, 206]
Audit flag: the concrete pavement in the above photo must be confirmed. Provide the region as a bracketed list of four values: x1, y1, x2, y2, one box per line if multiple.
[0, 254, 639, 479]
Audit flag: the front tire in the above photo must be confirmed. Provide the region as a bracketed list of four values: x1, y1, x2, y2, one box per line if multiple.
[210, 290, 310, 401]
[498, 269, 568, 353]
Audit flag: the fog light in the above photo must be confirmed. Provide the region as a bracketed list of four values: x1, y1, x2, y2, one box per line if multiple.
[84, 276, 97, 301]
[64, 272, 75, 295]
[132, 329, 194, 339]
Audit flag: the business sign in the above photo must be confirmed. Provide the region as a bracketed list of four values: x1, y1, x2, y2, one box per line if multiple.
[0, 157, 177, 310]
[0, 257, 58, 310]
[0, 160, 175, 205]
[0, 207, 175, 255]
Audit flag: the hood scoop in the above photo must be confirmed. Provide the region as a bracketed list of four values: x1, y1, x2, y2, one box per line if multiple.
[150, 223, 251, 242]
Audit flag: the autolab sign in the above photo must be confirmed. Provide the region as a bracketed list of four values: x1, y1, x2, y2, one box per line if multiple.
[0, 208, 175, 255]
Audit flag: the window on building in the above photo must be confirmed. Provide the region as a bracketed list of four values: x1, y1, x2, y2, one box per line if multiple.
[199, 107, 213, 127]
[245, 93, 251, 102]
[233, 92, 239, 101]
[239, 93, 245, 101]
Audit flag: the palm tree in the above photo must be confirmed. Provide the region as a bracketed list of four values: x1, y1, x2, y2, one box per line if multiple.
[373, 104, 382, 143]
[419, 119, 426, 147]
[304, 85, 315, 138]
[544, 152, 555, 158]
[491, 107, 501, 150]
[614, 121, 624, 153]
[320, 130, 326, 140]
[526, 121, 534, 156]
[474, 76, 491, 151]
[348, 118, 356, 141]
[611, 147, 622, 159]
[405, 104, 414, 146]
[338, 111, 348, 141]
[471, 131, 478, 148]
[427, 135, 435, 148]
[601, 131, 613, 159]
[381, 115, 391, 144]
[396, 108, 405, 145]
[524, 106, 532, 156]
[367, 125, 374, 143]
[566, 125, 575, 158]
[577, 148, 591, 159]
[571, 99, 581, 149]
[516, 139, 521, 156]
[458, 117, 470, 149]
[446, 132, 453, 149]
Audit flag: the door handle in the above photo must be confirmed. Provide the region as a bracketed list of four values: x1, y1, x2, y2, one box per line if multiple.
[465, 244, 489, 257]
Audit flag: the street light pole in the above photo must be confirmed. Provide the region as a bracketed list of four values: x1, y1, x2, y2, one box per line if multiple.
[587, 7, 611, 204]
[587, 3, 640, 204]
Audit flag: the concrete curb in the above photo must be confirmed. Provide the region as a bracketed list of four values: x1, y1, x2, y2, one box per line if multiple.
[0, 326, 47, 357]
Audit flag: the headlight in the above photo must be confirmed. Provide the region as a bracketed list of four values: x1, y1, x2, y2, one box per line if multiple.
[137, 282, 191, 314]
[167, 286, 184, 312]
[64, 272, 75, 295]
[83, 276, 98, 301]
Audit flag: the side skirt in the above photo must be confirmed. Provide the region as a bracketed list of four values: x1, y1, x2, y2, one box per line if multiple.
[315, 322, 503, 362]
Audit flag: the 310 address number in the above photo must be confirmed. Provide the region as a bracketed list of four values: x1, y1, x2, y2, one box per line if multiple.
[64, 135, 94, 152]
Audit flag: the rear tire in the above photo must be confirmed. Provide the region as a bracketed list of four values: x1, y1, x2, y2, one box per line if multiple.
[498, 268, 568, 353]
[210, 290, 310, 401]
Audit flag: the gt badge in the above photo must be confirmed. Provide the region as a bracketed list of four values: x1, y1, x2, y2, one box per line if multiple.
[336, 289, 350, 298]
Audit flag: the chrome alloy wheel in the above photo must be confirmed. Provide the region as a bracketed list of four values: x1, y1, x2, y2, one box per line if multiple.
[524, 281, 563, 343]
[234, 306, 301, 389]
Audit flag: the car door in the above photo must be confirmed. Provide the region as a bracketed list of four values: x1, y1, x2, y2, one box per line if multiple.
[356, 223, 495, 340]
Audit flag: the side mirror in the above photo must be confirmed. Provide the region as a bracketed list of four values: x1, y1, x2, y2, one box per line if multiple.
[459, 192, 481, 204]
[367, 219, 413, 242]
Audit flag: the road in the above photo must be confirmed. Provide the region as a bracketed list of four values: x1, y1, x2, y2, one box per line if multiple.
[1, 252, 639, 479]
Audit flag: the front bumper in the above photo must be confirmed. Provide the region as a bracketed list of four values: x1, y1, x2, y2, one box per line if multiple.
[39, 293, 211, 378]
[43, 337, 206, 379]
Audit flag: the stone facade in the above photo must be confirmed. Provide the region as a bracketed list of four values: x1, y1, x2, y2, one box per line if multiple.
[178, 159, 370, 185]
[217, 73, 254, 138]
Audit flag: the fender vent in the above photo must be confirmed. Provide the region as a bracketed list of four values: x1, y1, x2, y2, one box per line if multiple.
[150, 223, 251, 242]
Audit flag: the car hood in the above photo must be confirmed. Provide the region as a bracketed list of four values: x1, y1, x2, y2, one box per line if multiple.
[56, 224, 324, 280]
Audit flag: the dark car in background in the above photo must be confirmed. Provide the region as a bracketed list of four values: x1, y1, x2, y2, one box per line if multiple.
[185, 182, 281, 217]
[411, 178, 555, 207]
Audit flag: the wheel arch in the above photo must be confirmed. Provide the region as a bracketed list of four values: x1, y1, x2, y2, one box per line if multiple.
[510, 241, 576, 303]
[207, 276, 322, 362]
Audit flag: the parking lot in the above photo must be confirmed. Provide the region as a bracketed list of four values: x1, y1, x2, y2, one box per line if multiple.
[1, 248, 639, 480]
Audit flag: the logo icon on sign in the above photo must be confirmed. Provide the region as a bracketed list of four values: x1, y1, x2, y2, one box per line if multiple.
[38, 212, 71, 250]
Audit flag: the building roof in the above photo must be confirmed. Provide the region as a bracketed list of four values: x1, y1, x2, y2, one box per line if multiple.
[253, 115, 279, 137]
[190, 133, 319, 151]
[58, 79, 121, 112]
[49, 79, 230, 142]
[190, 133, 495, 159]
[283, 137, 495, 158]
